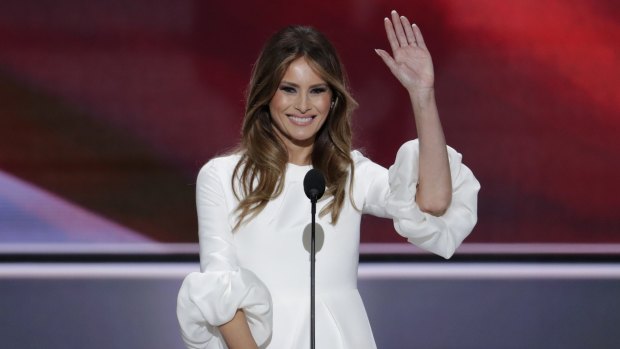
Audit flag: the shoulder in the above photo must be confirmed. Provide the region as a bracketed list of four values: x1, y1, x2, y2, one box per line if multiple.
[197, 153, 243, 185]
[351, 149, 370, 168]
[350, 149, 386, 174]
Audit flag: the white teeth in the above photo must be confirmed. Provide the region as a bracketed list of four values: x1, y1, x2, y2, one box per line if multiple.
[289, 116, 313, 124]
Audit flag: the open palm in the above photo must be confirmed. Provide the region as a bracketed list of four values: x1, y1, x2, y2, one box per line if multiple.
[375, 11, 434, 91]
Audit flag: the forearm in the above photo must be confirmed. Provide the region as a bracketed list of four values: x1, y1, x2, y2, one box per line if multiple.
[219, 309, 258, 349]
[409, 88, 452, 215]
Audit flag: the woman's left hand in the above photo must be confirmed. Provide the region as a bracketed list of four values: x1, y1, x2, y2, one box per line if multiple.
[375, 10, 434, 93]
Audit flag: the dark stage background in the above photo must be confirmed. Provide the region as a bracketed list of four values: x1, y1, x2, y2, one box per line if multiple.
[1, 0, 619, 246]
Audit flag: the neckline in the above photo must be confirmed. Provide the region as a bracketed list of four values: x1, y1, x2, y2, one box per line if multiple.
[287, 162, 312, 168]
[286, 162, 312, 178]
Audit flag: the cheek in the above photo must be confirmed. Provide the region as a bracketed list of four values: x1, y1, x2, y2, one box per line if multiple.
[269, 93, 290, 114]
[268, 96, 281, 120]
[316, 95, 333, 115]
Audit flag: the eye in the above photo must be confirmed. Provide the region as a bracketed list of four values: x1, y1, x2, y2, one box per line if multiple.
[310, 87, 328, 94]
[279, 85, 296, 93]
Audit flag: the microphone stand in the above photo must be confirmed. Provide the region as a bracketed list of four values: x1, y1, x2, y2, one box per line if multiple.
[304, 168, 324, 349]
[310, 194, 317, 349]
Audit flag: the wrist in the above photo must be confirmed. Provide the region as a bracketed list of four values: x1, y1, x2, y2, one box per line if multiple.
[408, 87, 435, 106]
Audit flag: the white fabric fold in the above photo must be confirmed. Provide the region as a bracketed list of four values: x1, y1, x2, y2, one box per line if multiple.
[386, 140, 480, 259]
[177, 267, 273, 349]
[177, 140, 479, 348]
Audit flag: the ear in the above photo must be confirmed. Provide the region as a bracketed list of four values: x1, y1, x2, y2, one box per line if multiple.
[331, 96, 338, 109]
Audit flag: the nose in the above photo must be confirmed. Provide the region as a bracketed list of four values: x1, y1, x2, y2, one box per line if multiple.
[295, 94, 311, 114]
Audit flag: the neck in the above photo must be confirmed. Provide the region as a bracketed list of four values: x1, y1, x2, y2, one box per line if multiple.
[287, 147, 312, 165]
[274, 131, 314, 165]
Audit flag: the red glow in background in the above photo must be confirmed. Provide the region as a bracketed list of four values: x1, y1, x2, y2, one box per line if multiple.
[0, 0, 618, 244]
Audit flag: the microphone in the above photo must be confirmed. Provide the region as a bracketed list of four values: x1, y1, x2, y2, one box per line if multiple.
[303, 169, 326, 203]
[303, 168, 325, 349]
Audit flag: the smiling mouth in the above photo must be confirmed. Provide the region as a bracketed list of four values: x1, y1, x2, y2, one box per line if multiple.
[288, 115, 315, 125]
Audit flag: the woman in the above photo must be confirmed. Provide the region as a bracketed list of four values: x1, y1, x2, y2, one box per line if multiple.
[177, 10, 479, 349]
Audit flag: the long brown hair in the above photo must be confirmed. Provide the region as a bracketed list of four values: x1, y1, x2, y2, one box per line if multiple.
[232, 25, 358, 229]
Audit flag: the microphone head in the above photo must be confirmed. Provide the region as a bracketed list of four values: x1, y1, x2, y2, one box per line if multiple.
[303, 168, 326, 201]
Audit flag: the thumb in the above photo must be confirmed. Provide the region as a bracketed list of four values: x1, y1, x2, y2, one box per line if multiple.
[375, 49, 399, 76]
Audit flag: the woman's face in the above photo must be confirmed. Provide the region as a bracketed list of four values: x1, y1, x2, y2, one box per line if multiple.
[269, 57, 332, 157]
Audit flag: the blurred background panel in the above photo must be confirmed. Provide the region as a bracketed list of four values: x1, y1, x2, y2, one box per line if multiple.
[0, 0, 618, 246]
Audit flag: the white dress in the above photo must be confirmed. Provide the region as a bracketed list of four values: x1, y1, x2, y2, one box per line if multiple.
[177, 140, 480, 349]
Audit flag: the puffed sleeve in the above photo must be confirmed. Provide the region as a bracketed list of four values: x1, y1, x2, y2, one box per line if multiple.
[176, 159, 272, 349]
[360, 139, 480, 259]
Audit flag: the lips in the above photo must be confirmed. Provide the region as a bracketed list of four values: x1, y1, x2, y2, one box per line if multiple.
[287, 114, 315, 126]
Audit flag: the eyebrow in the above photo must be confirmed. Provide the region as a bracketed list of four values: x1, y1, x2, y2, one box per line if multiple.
[280, 80, 329, 89]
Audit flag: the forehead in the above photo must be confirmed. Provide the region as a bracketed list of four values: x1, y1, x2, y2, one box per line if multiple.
[281, 57, 326, 84]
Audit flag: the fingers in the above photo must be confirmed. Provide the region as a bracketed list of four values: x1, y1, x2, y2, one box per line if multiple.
[383, 17, 399, 53]
[399, 15, 417, 46]
[385, 10, 422, 49]
[374, 49, 398, 75]
[390, 10, 409, 47]
[412, 23, 427, 50]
